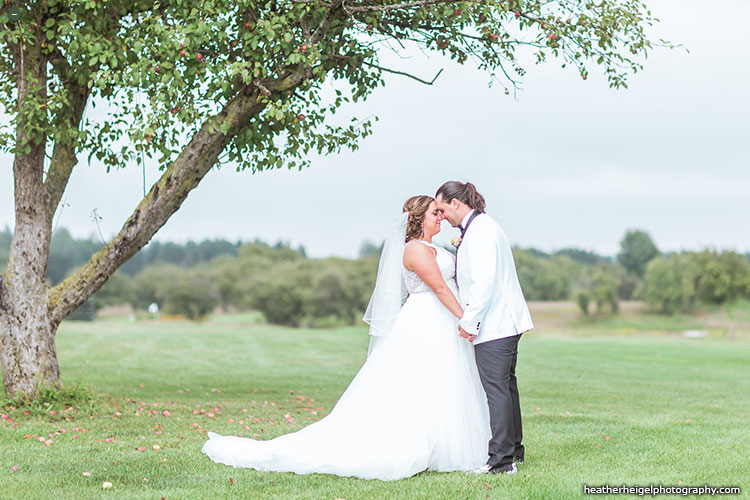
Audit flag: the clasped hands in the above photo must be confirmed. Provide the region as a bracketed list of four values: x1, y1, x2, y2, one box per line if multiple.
[457, 325, 476, 343]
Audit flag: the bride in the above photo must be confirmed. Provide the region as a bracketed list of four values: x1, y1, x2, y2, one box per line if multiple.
[202, 195, 490, 480]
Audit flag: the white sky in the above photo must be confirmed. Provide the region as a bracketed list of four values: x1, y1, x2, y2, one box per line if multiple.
[2, 0, 749, 258]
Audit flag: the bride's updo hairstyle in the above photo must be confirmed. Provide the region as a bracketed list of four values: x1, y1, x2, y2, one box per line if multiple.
[402, 195, 435, 243]
[435, 181, 486, 213]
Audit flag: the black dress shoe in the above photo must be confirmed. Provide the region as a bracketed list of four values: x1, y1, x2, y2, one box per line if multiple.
[489, 462, 517, 475]
[514, 456, 524, 465]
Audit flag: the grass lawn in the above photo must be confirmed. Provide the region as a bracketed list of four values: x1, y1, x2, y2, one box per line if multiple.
[1, 311, 748, 499]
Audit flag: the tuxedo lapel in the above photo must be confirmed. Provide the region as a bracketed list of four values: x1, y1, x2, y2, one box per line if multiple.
[455, 211, 481, 274]
[460, 211, 480, 240]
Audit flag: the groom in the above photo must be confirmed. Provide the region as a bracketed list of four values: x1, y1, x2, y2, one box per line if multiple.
[435, 181, 534, 475]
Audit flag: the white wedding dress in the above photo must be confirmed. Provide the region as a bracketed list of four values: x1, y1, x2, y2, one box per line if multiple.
[202, 240, 491, 480]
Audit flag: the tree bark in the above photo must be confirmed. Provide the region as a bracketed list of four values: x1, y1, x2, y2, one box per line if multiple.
[0, 40, 59, 397]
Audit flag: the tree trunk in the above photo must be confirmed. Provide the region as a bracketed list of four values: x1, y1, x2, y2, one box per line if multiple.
[0, 117, 60, 397]
[0, 125, 60, 397]
[0, 290, 60, 398]
[0, 38, 59, 398]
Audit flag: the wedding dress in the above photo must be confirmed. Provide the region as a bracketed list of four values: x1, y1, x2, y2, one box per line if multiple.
[202, 240, 490, 480]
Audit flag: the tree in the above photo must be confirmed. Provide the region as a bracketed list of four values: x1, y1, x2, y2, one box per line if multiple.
[553, 248, 605, 266]
[0, 0, 662, 398]
[160, 266, 221, 320]
[617, 229, 659, 277]
[129, 263, 185, 311]
[92, 271, 134, 308]
[206, 254, 245, 312]
[573, 262, 620, 315]
[308, 257, 378, 325]
[641, 254, 696, 314]
[590, 265, 620, 313]
[690, 250, 750, 305]
[514, 249, 577, 301]
[250, 261, 315, 326]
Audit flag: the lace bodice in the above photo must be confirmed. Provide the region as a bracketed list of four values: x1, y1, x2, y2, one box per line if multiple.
[402, 240, 457, 294]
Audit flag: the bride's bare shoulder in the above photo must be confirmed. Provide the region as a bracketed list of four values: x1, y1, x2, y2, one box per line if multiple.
[403, 240, 437, 268]
[404, 240, 437, 254]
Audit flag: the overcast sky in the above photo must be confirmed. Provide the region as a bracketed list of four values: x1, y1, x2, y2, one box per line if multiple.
[2, 0, 748, 258]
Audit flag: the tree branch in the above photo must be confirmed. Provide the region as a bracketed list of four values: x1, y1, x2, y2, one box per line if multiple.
[45, 69, 311, 326]
[348, 0, 478, 12]
[43, 49, 90, 225]
[364, 61, 443, 85]
[44, 0, 351, 325]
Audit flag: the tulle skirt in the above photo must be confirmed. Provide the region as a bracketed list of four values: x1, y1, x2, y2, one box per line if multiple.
[202, 290, 491, 480]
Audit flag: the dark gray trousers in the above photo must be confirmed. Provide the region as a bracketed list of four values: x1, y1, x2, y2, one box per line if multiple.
[474, 333, 523, 468]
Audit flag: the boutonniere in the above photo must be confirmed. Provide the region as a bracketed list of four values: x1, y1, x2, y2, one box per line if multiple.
[451, 237, 462, 248]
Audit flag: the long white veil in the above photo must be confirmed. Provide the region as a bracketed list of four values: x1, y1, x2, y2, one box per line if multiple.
[363, 212, 408, 357]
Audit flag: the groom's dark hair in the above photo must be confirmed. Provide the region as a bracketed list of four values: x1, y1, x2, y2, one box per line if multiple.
[435, 181, 486, 213]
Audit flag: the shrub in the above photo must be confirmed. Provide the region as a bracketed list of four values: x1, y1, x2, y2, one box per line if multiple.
[514, 250, 577, 301]
[161, 267, 221, 320]
[690, 250, 750, 305]
[641, 254, 696, 313]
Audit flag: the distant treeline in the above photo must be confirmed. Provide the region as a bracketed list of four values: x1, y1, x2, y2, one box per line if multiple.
[512, 231, 750, 315]
[2, 227, 749, 324]
[0, 226, 304, 284]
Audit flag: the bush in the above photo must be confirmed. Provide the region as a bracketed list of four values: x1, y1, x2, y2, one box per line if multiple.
[128, 263, 219, 320]
[130, 263, 185, 310]
[227, 242, 306, 311]
[574, 289, 591, 315]
[160, 267, 221, 320]
[241, 257, 377, 327]
[690, 250, 750, 305]
[514, 250, 578, 301]
[591, 266, 620, 313]
[641, 254, 697, 313]
[573, 263, 621, 315]
[205, 254, 245, 312]
[249, 261, 314, 326]
[617, 271, 640, 300]
[308, 258, 378, 324]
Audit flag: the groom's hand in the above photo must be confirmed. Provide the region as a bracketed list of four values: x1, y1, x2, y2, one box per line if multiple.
[458, 326, 476, 343]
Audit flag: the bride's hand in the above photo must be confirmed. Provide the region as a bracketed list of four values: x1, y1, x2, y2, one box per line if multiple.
[458, 325, 476, 343]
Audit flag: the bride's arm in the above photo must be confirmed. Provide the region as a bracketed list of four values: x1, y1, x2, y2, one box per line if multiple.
[403, 243, 464, 319]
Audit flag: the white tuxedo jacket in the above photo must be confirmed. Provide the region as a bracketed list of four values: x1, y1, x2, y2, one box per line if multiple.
[456, 212, 534, 345]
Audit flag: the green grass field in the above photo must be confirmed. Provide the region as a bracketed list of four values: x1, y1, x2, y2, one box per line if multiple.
[1, 305, 748, 499]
